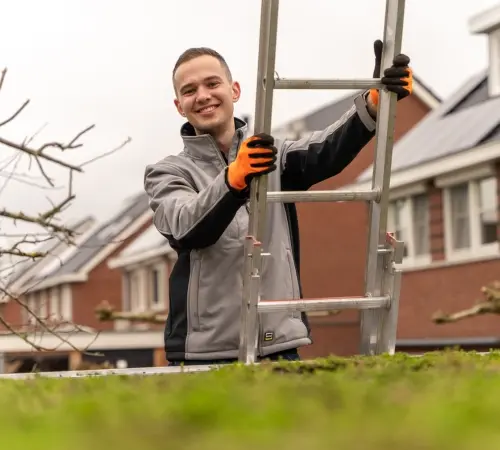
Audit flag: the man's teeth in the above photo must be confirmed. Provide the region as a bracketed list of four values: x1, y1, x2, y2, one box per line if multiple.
[200, 105, 217, 113]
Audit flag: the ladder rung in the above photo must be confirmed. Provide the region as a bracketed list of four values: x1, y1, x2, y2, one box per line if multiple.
[273, 78, 383, 90]
[257, 296, 390, 313]
[266, 189, 379, 203]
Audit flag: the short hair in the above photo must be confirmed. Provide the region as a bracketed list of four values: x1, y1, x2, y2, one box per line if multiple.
[172, 47, 233, 83]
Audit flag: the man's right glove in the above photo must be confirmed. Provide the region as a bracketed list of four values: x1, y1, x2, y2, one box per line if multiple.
[226, 133, 277, 192]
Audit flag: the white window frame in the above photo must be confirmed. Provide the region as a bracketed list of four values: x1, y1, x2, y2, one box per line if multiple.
[127, 268, 146, 313]
[26, 293, 36, 324]
[38, 290, 48, 320]
[49, 286, 60, 321]
[147, 261, 167, 311]
[60, 284, 73, 321]
[443, 178, 499, 261]
[387, 193, 431, 268]
[122, 258, 168, 321]
[438, 163, 499, 261]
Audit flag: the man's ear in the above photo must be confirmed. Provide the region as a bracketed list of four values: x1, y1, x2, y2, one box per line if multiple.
[174, 98, 186, 117]
[232, 81, 241, 103]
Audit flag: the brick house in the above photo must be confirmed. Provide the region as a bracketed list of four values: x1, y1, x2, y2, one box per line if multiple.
[350, 5, 500, 354]
[0, 72, 438, 373]
[0, 192, 170, 372]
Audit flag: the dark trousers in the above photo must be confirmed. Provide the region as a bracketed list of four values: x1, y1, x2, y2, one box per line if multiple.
[168, 348, 300, 366]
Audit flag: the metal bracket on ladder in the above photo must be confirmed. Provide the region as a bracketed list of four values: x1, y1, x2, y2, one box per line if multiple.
[238, 0, 407, 364]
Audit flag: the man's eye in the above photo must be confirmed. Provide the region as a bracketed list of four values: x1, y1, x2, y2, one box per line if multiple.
[208, 82, 219, 88]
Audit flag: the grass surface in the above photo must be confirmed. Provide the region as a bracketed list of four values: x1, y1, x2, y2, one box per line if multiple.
[2, 350, 500, 449]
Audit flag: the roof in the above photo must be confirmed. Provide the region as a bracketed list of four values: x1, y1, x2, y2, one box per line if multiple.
[357, 70, 500, 183]
[272, 73, 441, 136]
[107, 222, 174, 269]
[119, 223, 171, 257]
[21, 191, 152, 292]
[2, 216, 96, 297]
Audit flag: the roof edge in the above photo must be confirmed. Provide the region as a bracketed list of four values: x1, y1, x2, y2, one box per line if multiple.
[108, 245, 173, 270]
[350, 139, 500, 191]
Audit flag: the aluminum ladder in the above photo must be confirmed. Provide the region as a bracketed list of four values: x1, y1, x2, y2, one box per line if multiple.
[238, 0, 406, 364]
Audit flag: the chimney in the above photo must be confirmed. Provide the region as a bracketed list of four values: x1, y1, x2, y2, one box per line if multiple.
[469, 4, 500, 97]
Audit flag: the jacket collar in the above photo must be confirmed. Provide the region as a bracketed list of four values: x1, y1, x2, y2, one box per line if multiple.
[180, 117, 248, 164]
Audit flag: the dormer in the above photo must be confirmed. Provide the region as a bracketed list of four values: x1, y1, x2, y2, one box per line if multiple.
[469, 4, 500, 97]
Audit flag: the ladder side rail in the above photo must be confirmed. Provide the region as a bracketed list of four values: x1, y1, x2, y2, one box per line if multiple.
[360, 0, 406, 355]
[377, 233, 404, 354]
[238, 0, 280, 364]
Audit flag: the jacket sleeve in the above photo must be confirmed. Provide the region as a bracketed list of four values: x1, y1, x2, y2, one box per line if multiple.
[144, 161, 247, 250]
[279, 92, 377, 191]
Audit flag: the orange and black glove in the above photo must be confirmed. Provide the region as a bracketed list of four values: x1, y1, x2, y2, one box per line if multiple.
[368, 39, 413, 106]
[226, 133, 277, 193]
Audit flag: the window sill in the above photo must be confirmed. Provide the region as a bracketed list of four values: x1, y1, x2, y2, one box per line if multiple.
[446, 242, 499, 263]
[397, 255, 432, 271]
[399, 247, 500, 273]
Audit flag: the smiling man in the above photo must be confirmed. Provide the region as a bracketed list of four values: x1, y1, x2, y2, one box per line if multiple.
[144, 44, 413, 366]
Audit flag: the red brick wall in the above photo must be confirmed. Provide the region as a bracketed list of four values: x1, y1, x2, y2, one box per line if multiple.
[71, 218, 153, 330]
[296, 95, 433, 358]
[0, 217, 153, 333]
[0, 301, 22, 331]
[397, 258, 500, 340]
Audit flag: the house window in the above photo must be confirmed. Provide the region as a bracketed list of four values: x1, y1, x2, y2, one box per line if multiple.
[128, 270, 143, 312]
[124, 263, 167, 314]
[387, 193, 430, 263]
[49, 287, 60, 321]
[449, 183, 470, 250]
[412, 194, 430, 256]
[444, 176, 498, 258]
[147, 263, 166, 310]
[26, 293, 36, 324]
[150, 268, 160, 306]
[478, 177, 498, 244]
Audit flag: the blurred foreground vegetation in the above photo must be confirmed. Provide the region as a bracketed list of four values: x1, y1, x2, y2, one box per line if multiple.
[2, 350, 500, 450]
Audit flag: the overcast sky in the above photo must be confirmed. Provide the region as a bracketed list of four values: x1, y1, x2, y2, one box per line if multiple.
[0, 0, 499, 246]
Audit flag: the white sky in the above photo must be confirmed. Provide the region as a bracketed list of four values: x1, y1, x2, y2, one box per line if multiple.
[0, 0, 499, 246]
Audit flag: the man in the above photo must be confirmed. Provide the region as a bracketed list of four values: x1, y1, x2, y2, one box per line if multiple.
[144, 41, 413, 366]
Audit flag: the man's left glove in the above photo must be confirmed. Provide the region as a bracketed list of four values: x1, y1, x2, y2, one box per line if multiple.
[368, 39, 413, 106]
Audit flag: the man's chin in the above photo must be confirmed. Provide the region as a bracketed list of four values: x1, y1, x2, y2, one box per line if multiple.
[194, 118, 224, 134]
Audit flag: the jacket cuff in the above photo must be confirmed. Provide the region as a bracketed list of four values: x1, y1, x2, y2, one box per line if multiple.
[354, 91, 377, 132]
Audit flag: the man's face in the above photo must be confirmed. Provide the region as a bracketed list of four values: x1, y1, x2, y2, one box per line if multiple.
[173, 55, 241, 134]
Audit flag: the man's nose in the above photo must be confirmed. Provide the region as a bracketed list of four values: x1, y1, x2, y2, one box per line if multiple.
[196, 87, 211, 102]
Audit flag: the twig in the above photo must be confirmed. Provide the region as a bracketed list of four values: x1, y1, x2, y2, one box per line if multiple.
[79, 136, 132, 167]
[0, 197, 76, 235]
[0, 287, 102, 355]
[0, 99, 29, 128]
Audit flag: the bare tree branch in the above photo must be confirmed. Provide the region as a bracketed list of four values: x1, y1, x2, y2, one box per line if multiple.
[0, 66, 132, 365]
[432, 281, 500, 324]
